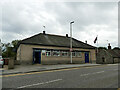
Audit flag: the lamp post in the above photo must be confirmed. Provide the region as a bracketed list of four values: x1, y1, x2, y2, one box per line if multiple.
[70, 21, 74, 64]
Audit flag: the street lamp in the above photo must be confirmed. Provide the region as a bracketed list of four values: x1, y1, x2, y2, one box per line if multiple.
[70, 21, 74, 64]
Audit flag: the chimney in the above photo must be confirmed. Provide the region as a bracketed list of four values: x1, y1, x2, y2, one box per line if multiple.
[85, 40, 87, 44]
[43, 31, 45, 34]
[108, 43, 111, 49]
[66, 34, 68, 37]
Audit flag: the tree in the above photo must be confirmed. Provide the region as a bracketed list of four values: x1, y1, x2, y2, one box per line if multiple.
[12, 40, 20, 48]
[2, 40, 21, 58]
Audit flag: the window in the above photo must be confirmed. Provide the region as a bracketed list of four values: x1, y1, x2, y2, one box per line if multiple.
[46, 50, 51, 56]
[62, 51, 68, 57]
[42, 50, 46, 55]
[72, 52, 76, 57]
[53, 50, 60, 56]
[76, 52, 82, 57]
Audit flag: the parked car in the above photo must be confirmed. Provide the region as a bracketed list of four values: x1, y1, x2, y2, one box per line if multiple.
[0, 56, 4, 68]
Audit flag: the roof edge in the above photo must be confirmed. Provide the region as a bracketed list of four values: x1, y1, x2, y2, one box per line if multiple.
[20, 43, 96, 49]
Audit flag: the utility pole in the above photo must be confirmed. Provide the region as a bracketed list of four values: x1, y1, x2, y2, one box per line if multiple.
[70, 21, 74, 64]
[43, 26, 45, 32]
[0, 39, 1, 56]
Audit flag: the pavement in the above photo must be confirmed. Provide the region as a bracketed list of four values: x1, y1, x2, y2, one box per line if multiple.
[0, 63, 104, 75]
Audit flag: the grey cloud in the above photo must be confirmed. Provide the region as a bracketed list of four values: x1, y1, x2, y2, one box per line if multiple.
[44, 2, 117, 33]
[2, 1, 118, 47]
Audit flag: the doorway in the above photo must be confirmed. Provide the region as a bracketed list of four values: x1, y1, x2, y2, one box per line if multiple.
[33, 49, 41, 64]
[85, 52, 89, 63]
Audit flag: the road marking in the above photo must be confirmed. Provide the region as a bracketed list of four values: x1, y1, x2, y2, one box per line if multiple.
[80, 73, 90, 76]
[80, 71, 105, 77]
[92, 71, 105, 74]
[0, 70, 55, 77]
[17, 79, 62, 88]
[0, 68, 84, 77]
[1, 65, 111, 77]
[85, 67, 93, 68]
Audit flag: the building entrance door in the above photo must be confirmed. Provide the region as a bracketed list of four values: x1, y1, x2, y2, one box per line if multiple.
[33, 49, 41, 64]
[85, 52, 89, 63]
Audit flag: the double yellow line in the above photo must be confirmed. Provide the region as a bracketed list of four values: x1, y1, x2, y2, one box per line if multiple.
[0, 64, 109, 78]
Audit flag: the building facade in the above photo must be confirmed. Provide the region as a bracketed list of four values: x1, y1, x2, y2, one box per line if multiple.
[17, 32, 96, 65]
[96, 44, 120, 64]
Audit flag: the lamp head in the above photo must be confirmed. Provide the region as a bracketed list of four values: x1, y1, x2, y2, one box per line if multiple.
[70, 21, 74, 24]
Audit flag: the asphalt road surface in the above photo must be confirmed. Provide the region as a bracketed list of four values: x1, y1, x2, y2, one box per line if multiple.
[1, 64, 119, 89]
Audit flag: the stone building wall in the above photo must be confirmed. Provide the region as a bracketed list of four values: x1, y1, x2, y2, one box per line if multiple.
[96, 49, 114, 64]
[17, 44, 96, 65]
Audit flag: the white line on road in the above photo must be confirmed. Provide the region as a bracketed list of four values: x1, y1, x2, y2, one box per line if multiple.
[92, 71, 105, 74]
[17, 79, 62, 88]
[80, 73, 90, 76]
[80, 71, 105, 77]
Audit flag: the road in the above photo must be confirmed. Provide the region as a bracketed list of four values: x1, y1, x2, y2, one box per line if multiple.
[1, 64, 119, 89]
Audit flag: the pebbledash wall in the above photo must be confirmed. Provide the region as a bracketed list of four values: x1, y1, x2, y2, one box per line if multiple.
[17, 44, 96, 65]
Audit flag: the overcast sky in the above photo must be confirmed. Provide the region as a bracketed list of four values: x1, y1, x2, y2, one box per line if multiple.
[1, 0, 118, 48]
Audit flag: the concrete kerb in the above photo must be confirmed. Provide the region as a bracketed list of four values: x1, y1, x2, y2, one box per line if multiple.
[2, 64, 104, 75]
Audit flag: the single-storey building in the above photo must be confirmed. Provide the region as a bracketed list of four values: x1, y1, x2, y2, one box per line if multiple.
[16, 31, 96, 65]
[96, 44, 120, 64]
